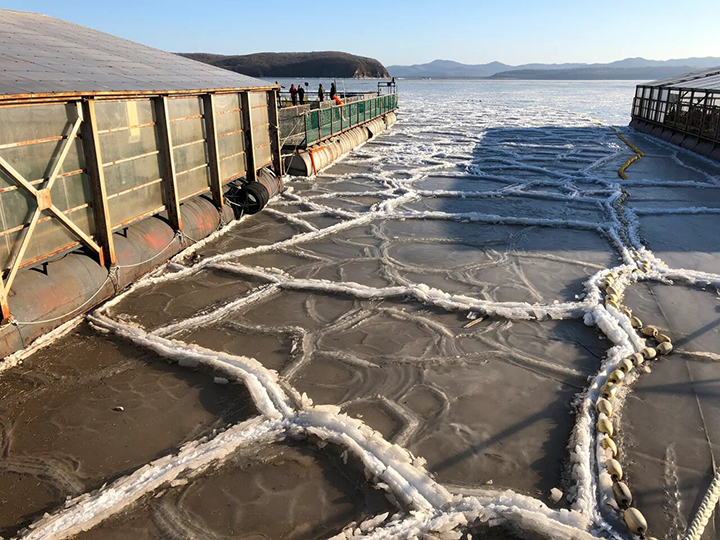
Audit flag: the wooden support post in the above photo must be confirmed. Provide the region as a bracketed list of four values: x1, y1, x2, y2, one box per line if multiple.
[201, 94, 224, 209]
[154, 96, 182, 230]
[81, 99, 116, 267]
[0, 274, 11, 324]
[267, 89, 283, 178]
[240, 92, 257, 183]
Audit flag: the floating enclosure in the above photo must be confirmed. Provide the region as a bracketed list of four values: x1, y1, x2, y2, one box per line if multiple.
[631, 68, 720, 160]
[0, 10, 282, 323]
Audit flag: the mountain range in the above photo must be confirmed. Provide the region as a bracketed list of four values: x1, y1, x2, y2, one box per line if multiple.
[387, 57, 720, 79]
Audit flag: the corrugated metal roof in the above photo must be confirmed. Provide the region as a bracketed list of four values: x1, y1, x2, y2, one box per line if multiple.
[0, 10, 274, 99]
[648, 66, 720, 91]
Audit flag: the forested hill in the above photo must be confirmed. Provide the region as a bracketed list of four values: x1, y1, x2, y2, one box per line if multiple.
[178, 51, 389, 79]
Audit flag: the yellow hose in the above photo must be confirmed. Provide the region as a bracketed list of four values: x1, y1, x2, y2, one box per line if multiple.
[610, 127, 644, 180]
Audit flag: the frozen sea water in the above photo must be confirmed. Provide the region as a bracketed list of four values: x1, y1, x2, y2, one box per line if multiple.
[2, 80, 720, 540]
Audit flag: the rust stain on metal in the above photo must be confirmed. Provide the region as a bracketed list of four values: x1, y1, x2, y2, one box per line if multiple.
[4, 241, 82, 276]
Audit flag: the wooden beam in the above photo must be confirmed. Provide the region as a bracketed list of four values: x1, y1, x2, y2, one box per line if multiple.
[201, 94, 223, 209]
[47, 203, 101, 253]
[0, 154, 39, 196]
[0, 273, 10, 324]
[3, 209, 41, 297]
[240, 92, 257, 183]
[46, 106, 83, 192]
[81, 98, 115, 267]
[153, 96, 182, 230]
[267, 90, 283, 177]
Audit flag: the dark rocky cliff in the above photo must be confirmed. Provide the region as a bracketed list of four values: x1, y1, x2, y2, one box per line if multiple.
[178, 51, 389, 79]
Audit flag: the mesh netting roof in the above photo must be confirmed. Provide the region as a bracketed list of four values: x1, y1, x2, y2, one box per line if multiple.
[0, 10, 273, 98]
[648, 66, 720, 91]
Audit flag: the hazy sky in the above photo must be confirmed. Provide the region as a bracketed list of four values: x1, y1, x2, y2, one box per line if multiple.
[5, 0, 720, 66]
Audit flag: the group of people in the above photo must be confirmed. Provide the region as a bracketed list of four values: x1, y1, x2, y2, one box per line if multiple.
[287, 82, 338, 106]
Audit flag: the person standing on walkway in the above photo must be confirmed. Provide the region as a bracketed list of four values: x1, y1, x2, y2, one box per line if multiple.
[290, 84, 298, 106]
[298, 84, 305, 105]
[318, 83, 325, 102]
[330, 82, 337, 100]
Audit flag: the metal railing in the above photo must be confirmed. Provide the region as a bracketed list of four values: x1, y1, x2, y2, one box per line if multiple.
[278, 91, 386, 108]
[281, 93, 398, 148]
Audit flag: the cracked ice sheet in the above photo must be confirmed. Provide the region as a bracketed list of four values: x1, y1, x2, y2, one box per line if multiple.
[627, 186, 720, 210]
[248, 219, 618, 303]
[639, 214, 720, 274]
[73, 441, 394, 540]
[107, 266, 265, 331]
[400, 196, 607, 224]
[621, 353, 720, 540]
[167, 285, 609, 505]
[622, 132, 720, 185]
[623, 282, 720, 357]
[190, 211, 309, 260]
[617, 282, 720, 539]
[0, 323, 257, 537]
[195, 290, 610, 502]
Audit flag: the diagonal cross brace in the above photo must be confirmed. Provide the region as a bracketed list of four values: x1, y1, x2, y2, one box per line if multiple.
[0, 104, 101, 298]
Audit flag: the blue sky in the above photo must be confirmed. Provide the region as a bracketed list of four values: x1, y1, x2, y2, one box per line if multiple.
[5, 0, 720, 65]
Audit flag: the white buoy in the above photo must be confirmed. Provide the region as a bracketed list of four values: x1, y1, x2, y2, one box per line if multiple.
[618, 358, 634, 373]
[606, 458, 623, 481]
[613, 481, 633, 509]
[598, 415, 614, 436]
[624, 508, 647, 535]
[597, 398, 613, 416]
[630, 316, 643, 328]
[601, 382, 617, 399]
[656, 334, 671, 343]
[601, 437, 618, 457]
[657, 341, 673, 355]
[641, 347, 657, 360]
[642, 325, 659, 337]
[630, 352, 644, 366]
[608, 369, 625, 384]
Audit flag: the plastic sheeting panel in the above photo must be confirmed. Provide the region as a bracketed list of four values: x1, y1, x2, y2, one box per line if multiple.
[96, 99, 165, 228]
[168, 96, 210, 202]
[0, 101, 94, 271]
[214, 93, 246, 183]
